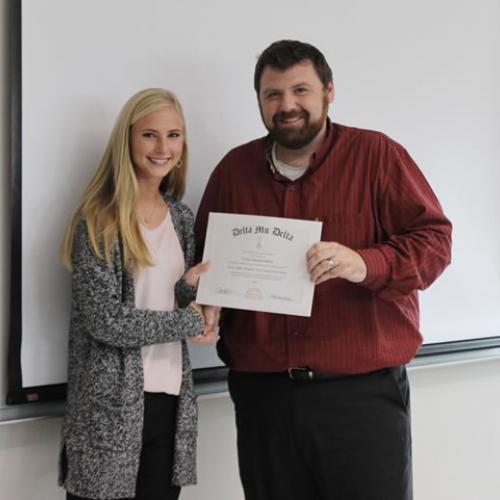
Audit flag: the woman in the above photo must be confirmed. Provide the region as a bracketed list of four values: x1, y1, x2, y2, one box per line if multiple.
[59, 88, 218, 500]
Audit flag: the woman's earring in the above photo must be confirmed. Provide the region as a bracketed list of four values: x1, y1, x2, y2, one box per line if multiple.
[175, 159, 183, 169]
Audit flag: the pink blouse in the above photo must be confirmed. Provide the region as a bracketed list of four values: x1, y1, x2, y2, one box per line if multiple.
[135, 211, 184, 395]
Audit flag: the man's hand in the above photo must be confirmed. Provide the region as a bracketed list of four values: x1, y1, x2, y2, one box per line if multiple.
[189, 305, 221, 345]
[189, 329, 220, 345]
[203, 305, 221, 332]
[306, 241, 367, 285]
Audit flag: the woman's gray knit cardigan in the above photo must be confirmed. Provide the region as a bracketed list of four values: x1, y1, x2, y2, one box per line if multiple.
[59, 196, 205, 499]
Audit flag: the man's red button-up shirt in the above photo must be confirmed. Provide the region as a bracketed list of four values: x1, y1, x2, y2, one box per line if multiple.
[195, 121, 452, 374]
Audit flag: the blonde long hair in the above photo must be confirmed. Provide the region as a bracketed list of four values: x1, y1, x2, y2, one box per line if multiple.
[61, 88, 188, 271]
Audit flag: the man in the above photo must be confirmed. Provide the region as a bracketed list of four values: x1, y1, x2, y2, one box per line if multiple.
[195, 40, 452, 500]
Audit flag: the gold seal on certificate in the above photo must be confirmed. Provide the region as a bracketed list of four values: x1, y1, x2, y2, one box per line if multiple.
[196, 212, 323, 317]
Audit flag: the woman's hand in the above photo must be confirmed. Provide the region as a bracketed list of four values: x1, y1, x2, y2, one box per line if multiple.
[183, 261, 211, 288]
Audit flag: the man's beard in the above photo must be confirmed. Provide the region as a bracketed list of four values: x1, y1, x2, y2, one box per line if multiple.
[267, 97, 329, 150]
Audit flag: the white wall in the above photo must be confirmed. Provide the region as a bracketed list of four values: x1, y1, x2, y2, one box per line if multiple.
[1, 1, 500, 499]
[410, 360, 500, 499]
[15, 0, 500, 389]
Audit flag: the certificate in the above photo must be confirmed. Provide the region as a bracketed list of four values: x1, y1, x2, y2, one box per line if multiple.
[196, 213, 323, 317]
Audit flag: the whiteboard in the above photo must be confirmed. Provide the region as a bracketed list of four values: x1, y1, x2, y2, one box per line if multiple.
[15, 0, 500, 390]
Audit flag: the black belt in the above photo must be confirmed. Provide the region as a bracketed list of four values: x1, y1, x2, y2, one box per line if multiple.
[287, 367, 353, 382]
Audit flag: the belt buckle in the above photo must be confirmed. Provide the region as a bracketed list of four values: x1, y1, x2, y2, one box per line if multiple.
[288, 367, 314, 381]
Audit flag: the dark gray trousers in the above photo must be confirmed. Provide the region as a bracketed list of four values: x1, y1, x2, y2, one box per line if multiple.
[228, 367, 413, 500]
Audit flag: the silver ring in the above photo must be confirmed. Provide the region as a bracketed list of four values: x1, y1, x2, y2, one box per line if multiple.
[326, 258, 336, 269]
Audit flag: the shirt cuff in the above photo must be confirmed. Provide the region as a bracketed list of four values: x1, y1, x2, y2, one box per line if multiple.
[357, 247, 390, 291]
[175, 277, 198, 308]
[185, 304, 206, 337]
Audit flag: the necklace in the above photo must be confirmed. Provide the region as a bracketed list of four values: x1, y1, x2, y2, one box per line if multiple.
[141, 196, 163, 224]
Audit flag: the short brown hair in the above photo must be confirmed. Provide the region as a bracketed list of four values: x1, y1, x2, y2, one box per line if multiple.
[254, 40, 333, 93]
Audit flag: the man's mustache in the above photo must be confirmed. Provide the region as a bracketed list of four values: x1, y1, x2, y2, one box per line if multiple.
[272, 109, 308, 125]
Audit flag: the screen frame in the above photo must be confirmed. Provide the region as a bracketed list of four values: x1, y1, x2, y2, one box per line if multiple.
[7, 0, 500, 405]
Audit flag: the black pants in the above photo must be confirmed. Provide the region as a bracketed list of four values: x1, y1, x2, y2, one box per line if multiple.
[228, 367, 413, 500]
[67, 392, 181, 500]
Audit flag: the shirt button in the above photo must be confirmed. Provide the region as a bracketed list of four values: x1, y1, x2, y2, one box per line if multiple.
[288, 185, 297, 191]
[291, 331, 299, 337]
